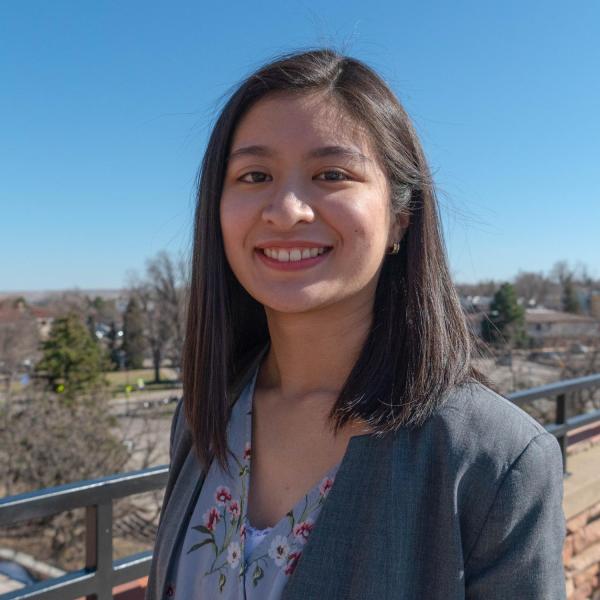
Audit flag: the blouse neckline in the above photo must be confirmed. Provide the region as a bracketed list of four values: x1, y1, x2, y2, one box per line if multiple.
[241, 362, 345, 535]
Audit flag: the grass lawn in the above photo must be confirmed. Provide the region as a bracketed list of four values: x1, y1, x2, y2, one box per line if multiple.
[2, 369, 180, 397]
[105, 368, 179, 387]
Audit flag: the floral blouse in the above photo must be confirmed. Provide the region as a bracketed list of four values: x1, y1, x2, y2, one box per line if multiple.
[173, 366, 341, 599]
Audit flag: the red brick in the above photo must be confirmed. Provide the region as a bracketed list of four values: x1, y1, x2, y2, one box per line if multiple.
[572, 581, 592, 600]
[570, 542, 600, 573]
[565, 535, 575, 565]
[569, 511, 590, 534]
[574, 563, 599, 588]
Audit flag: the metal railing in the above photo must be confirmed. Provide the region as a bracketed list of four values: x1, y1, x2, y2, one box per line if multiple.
[1, 373, 600, 599]
[0, 467, 168, 600]
[508, 372, 600, 474]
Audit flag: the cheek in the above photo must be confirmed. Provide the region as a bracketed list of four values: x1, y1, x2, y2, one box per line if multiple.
[220, 196, 252, 251]
[219, 202, 236, 245]
[219, 208, 247, 280]
[329, 198, 390, 253]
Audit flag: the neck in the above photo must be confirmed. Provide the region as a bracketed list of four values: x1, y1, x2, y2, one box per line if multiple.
[258, 294, 374, 402]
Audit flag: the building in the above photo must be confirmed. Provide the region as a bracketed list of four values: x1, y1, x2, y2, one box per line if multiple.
[0, 298, 55, 341]
[525, 308, 600, 345]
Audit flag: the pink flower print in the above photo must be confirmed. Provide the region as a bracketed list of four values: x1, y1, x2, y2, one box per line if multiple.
[293, 519, 314, 545]
[227, 541, 241, 569]
[215, 485, 232, 506]
[203, 506, 221, 532]
[243, 442, 252, 461]
[268, 535, 290, 567]
[228, 500, 240, 519]
[319, 476, 335, 498]
[285, 551, 302, 576]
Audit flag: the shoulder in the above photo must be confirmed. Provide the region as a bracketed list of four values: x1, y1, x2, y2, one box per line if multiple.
[410, 380, 557, 468]
[389, 382, 565, 574]
[441, 380, 547, 437]
[390, 381, 563, 510]
[439, 380, 547, 436]
[432, 387, 567, 594]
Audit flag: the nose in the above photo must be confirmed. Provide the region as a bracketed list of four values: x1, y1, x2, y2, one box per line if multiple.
[261, 184, 315, 229]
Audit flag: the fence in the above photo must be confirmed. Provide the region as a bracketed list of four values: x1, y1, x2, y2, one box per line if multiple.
[0, 467, 168, 600]
[508, 372, 600, 474]
[1, 373, 600, 599]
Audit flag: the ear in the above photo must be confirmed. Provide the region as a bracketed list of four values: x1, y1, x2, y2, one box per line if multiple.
[388, 212, 410, 246]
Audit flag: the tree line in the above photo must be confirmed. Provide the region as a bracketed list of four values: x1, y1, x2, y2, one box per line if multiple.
[14, 250, 190, 397]
[459, 260, 599, 350]
[456, 260, 597, 315]
[0, 252, 185, 569]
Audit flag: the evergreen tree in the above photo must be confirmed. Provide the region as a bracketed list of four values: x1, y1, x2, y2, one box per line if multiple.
[35, 312, 109, 400]
[482, 283, 527, 347]
[562, 277, 581, 314]
[122, 298, 145, 369]
[86, 313, 96, 340]
[106, 321, 121, 370]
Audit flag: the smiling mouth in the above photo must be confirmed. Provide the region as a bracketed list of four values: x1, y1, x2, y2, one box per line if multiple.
[259, 247, 332, 263]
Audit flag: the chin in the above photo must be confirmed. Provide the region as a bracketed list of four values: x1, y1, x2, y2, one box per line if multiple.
[260, 298, 326, 315]
[251, 289, 335, 315]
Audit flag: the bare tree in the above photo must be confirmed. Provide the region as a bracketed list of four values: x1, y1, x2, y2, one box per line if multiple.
[127, 251, 189, 381]
[513, 271, 554, 307]
[0, 386, 168, 569]
[455, 279, 499, 297]
[574, 261, 594, 287]
[145, 251, 188, 374]
[0, 315, 39, 398]
[127, 280, 170, 383]
[550, 260, 573, 286]
[40, 290, 90, 317]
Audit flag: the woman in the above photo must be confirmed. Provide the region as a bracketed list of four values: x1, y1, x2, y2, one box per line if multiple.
[146, 49, 566, 599]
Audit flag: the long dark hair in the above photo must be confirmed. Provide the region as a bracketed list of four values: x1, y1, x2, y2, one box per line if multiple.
[183, 48, 485, 472]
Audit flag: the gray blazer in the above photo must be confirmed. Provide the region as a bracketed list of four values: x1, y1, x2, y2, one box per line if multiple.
[146, 361, 566, 600]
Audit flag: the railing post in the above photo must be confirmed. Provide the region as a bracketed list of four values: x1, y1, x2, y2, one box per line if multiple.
[556, 393, 569, 476]
[85, 502, 113, 600]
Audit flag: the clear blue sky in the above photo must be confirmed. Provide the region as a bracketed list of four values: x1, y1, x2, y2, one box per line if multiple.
[1, 0, 598, 291]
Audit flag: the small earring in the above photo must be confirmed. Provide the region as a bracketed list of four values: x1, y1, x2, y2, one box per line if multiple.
[387, 241, 400, 255]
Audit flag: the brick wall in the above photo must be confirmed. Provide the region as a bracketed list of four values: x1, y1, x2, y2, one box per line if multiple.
[564, 499, 600, 600]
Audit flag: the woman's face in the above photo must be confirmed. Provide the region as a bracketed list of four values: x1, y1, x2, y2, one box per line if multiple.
[220, 91, 403, 315]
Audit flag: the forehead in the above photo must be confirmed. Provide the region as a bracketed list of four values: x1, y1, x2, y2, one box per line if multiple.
[230, 91, 376, 157]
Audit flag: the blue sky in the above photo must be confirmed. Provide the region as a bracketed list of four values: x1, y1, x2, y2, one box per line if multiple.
[1, 0, 598, 291]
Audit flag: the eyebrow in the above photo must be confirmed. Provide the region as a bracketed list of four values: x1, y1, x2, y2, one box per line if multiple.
[227, 144, 372, 163]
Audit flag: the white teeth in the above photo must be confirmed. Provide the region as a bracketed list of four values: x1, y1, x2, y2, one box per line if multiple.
[262, 247, 329, 262]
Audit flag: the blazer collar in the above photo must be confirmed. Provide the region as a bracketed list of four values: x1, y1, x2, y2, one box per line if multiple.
[282, 432, 393, 599]
[155, 445, 206, 597]
[156, 344, 270, 596]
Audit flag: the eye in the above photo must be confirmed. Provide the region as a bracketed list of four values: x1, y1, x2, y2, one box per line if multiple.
[238, 171, 272, 183]
[315, 170, 351, 181]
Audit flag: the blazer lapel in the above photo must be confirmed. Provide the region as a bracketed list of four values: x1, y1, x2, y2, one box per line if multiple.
[154, 345, 270, 596]
[154, 447, 206, 597]
[282, 433, 394, 599]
